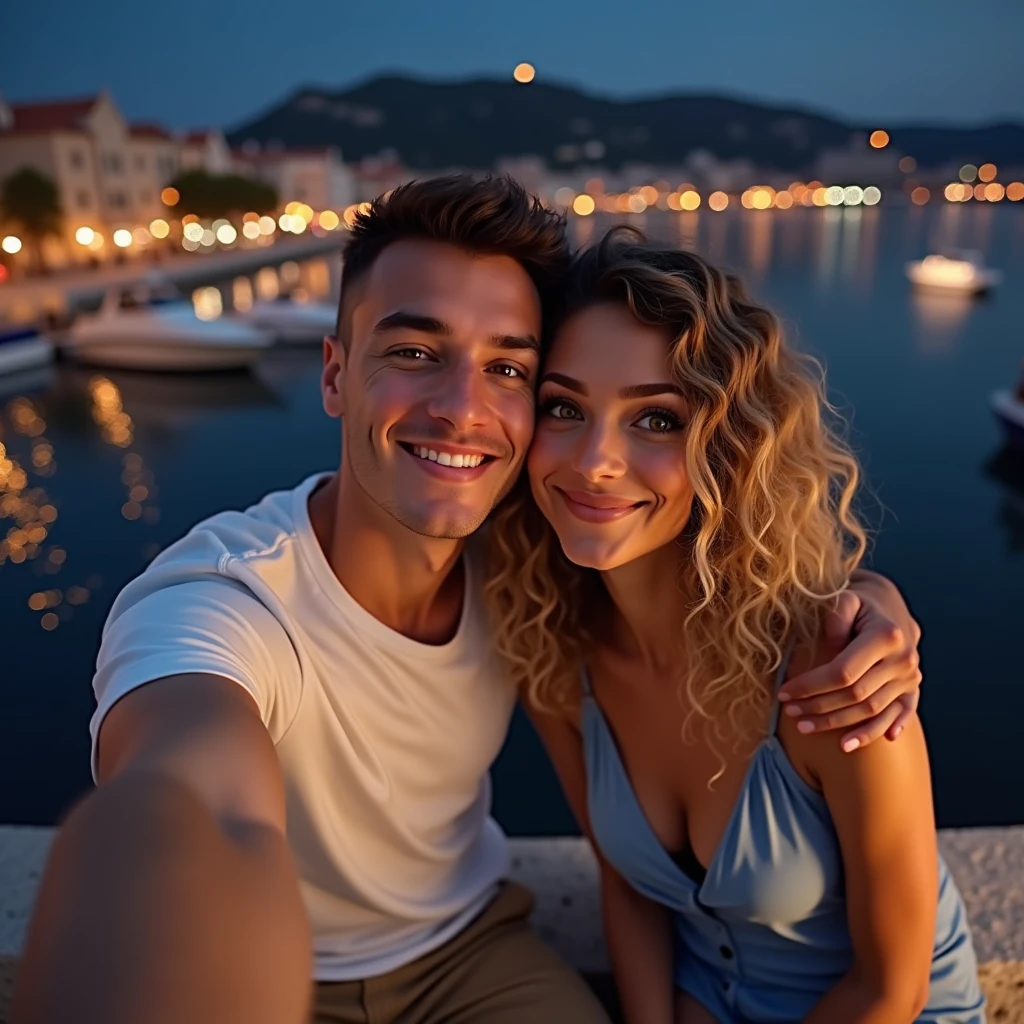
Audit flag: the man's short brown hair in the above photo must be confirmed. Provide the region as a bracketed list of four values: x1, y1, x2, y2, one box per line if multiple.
[336, 174, 570, 342]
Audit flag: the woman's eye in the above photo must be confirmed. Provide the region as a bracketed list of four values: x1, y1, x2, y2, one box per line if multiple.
[635, 411, 681, 433]
[544, 400, 581, 420]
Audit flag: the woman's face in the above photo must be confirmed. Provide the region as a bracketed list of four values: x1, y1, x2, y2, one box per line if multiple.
[529, 302, 696, 571]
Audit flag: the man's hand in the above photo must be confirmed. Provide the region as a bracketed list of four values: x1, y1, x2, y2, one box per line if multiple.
[777, 571, 922, 752]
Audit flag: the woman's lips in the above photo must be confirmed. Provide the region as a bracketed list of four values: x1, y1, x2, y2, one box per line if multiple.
[556, 487, 646, 523]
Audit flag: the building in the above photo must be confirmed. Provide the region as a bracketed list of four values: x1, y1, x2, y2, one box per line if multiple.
[233, 145, 356, 212]
[180, 130, 234, 175]
[0, 91, 182, 244]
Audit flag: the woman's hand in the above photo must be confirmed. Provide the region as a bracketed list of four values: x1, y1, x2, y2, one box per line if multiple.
[777, 571, 922, 751]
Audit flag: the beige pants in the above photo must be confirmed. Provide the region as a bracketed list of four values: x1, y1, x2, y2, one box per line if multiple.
[311, 882, 611, 1024]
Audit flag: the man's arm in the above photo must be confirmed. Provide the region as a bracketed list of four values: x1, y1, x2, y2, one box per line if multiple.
[778, 570, 923, 751]
[11, 674, 312, 1024]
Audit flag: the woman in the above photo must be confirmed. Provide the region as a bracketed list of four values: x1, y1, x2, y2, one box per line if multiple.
[485, 228, 984, 1023]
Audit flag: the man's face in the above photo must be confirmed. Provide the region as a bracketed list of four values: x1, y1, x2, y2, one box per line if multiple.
[323, 239, 541, 539]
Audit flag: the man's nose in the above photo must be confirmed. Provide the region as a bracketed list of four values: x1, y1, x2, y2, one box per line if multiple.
[425, 362, 488, 432]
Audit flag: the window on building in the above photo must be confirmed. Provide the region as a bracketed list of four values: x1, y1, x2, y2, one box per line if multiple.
[69, 149, 86, 170]
[135, 155, 146, 171]
[77, 191, 91, 209]
[108, 191, 127, 209]
[103, 153, 123, 175]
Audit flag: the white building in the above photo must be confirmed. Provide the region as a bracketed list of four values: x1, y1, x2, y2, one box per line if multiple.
[233, 145, 356, 211]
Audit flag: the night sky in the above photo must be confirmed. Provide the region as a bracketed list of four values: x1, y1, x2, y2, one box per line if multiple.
[2, 0, 1023, 133]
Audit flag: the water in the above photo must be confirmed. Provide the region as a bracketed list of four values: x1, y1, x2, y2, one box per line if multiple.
[1, 204, 1023, 831]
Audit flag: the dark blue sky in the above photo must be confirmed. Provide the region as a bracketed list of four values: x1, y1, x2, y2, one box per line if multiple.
[2, 0, 1022, 132]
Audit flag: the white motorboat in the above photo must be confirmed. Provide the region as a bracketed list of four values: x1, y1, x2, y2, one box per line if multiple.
[234, 297, 337, 344]
[62, 285, 272, 372]
[0, 326, 55, 376]
[991, 389, 1024, 452]
[906, 251, 1002, 294]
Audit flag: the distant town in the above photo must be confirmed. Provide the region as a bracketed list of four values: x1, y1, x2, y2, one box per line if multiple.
[1, 73, 1023, 281]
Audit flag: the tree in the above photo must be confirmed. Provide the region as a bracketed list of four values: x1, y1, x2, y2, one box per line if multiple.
[0, 167, 63, 274]
[167, 170, 278, 220]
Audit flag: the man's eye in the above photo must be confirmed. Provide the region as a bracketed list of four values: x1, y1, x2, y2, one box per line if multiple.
[489, 364, 525, 379]
[393, 348, 430, 360]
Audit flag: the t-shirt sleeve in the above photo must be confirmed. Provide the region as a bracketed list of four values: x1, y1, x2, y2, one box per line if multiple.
[90, 578, 301, 782]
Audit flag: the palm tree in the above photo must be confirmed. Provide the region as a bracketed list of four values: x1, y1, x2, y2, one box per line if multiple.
[0, 167, 63, 274]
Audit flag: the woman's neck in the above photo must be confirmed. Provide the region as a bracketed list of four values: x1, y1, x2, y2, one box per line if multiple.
[598, 541, 691, 672]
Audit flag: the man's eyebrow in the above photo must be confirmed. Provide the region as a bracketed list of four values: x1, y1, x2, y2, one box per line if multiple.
[490, 334, 541, 354]
[541, 372, 588, 394]
[618, 382, 685, 400]
[372, 311, 452, 337]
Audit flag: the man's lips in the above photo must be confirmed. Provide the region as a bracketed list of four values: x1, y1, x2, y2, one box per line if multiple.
[398, 442, 497, 482]
[555, 487, 648, 523]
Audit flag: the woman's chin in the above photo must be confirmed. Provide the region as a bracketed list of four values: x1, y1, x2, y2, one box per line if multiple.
[558, 538, 632, 572]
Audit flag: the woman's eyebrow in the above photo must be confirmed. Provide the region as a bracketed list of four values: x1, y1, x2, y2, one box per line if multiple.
[540, 372, 588, 394]
[618, 382, 685, 399]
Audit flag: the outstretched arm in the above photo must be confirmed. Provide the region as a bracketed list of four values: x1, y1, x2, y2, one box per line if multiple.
[778, 571, 922, 751]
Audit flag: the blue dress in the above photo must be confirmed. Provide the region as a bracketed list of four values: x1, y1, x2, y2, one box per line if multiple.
[580, 651, 985, 1023]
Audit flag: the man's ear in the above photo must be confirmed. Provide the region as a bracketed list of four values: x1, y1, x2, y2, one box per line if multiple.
[321, 335, 347, 418]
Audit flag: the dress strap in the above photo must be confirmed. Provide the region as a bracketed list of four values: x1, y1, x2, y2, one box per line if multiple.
[579, 664, 594, 698]
[767, 639, 798, 737]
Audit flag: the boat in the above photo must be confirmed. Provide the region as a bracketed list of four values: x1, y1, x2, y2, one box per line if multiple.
[0, 326, 55, 376]
[991, 389, 1024, 452]
[233, 296, 337, 344]
[61, 282, 272, 372]
[906, 251, 1002, 294]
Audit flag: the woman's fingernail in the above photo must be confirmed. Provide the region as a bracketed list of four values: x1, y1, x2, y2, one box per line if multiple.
[842, 737, 861, 752]
[797, 720, 815, 733]
[892, 726, 904, 739]
[778, 692, 792, 702]
[785, 704, 802, 717]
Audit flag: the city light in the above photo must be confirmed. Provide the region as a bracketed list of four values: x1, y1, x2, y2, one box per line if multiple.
[278, 214, 294, 232]
[242, 221, 261, 239]
[1007, 182, 1024, 202]
[869, 130, 889, 149]
[639, 185, 659, 206]
[959, 164, 978, 183]
[973, 183, 986, 201]
[679, 190, 701, 211]
[258, 215, 277, 234]
[215, 223, 237, 244]
[842, 185, 864, 206]
[200, 228, 216, 246]
[161, 187, 180, 206]
[112, 229, 132, 248]
[774, 191, 793, 210]
[1, 235, 22, 255]
[984, 183, 1005, 202]
[192, 286, 222, 321]
[708, 191, 729, 211]
[811, 187, 828, 207]
[911, 187, 930, 206]
[183, 222, 204, 242]
[862, 186, 882, 206]
[899, 156, 917, 173]
[554, 187, 575, 207]
[978, 163, 997, 183]
[627, 194, 647, 213]
[319, 209, 340, 230]
[825, 185, 845, 206]
[572, 194, 596, 216]
[513, 63, 535, 84]
[132, 226, 152, 245]
[944, 182, 968, 202]
[150, 218, 170, 239]
[74, 226, 95, 246]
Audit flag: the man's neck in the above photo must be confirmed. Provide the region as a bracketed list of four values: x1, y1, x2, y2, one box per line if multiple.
[308, 473, 467, 645]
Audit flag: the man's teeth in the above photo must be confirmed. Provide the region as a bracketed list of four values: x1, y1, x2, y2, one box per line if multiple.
[412, 446, 486, 469]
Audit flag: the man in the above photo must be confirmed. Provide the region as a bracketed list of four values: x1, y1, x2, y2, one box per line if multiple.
[12, 176, 922, 1024]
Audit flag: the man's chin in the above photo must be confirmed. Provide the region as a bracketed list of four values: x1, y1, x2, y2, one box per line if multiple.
[387, 502, 490, 541]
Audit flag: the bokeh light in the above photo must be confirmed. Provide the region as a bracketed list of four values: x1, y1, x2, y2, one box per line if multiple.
[513, 63, 536, 84]
[984, 182, 1005, 202]
[869, 130, 889, 149]
[959, 164, 978, 183]
[708, 191, 729, 211]
[183, 222, 204, 242]
[258, 214, 277, 234]
[74, 226, 95, 246]
[1007, 182, 1024, 202]
[319, 210, 340, 230]
[862, 186, 882, 206]
[192, 286, 223, 321]
[242, 221, 261, 240]
[1, 236, 22, 254]
[215, 223, 237, 244]
[679, 190, 701, 211]
[825, 186, 844, 206]
[911, 187, 930, 206]
[899, 156, 917, 173]
[161, 186, 180, 206]
[112, 229, 132, 248]
[572, 194, 595, 216]
[978, 163, 997, 183]
[149, 218, 169, 239]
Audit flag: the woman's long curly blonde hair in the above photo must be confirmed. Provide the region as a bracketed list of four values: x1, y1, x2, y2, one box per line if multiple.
[483, 227, 868, 743]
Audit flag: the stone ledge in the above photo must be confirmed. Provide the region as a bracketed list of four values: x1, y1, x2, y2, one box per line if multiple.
[1, 827, 1022, 1020]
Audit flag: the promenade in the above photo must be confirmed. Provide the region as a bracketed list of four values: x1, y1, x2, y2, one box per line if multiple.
[1, 826, 1021, 1020]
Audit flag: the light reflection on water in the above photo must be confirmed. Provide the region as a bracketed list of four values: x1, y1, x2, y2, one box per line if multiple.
[2, 207, 1024, 830]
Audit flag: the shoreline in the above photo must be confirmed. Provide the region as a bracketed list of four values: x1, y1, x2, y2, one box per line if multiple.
[1, 826, 1022, 1019]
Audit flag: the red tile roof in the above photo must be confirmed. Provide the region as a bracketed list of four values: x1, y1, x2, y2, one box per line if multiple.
[130, 123, 173, 140]
[184, 130, 218, 145]
[233, 146, 337, 162]
[4, 97, 98, 134]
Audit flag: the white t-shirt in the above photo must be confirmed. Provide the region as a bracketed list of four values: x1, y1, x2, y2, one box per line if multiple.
[90, 472, 517, 981]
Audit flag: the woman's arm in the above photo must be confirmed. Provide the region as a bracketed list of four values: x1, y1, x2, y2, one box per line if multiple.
[786, 706, 937, 1023]
[525, 700, 676, 1024]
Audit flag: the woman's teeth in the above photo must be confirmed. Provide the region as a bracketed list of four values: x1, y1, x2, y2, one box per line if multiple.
[412, 446, 486, 469]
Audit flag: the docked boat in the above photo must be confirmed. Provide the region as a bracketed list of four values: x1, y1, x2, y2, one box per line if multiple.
[991, 389, 1024, 452]
[62, 284, 272, 372]
[233, 297, 337, 344]
[0, 326, 55, 376]
[906, 251, 1002, 294]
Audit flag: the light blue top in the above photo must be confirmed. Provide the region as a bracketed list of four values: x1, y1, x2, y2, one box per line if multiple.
[580, 649, 985, 1023]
